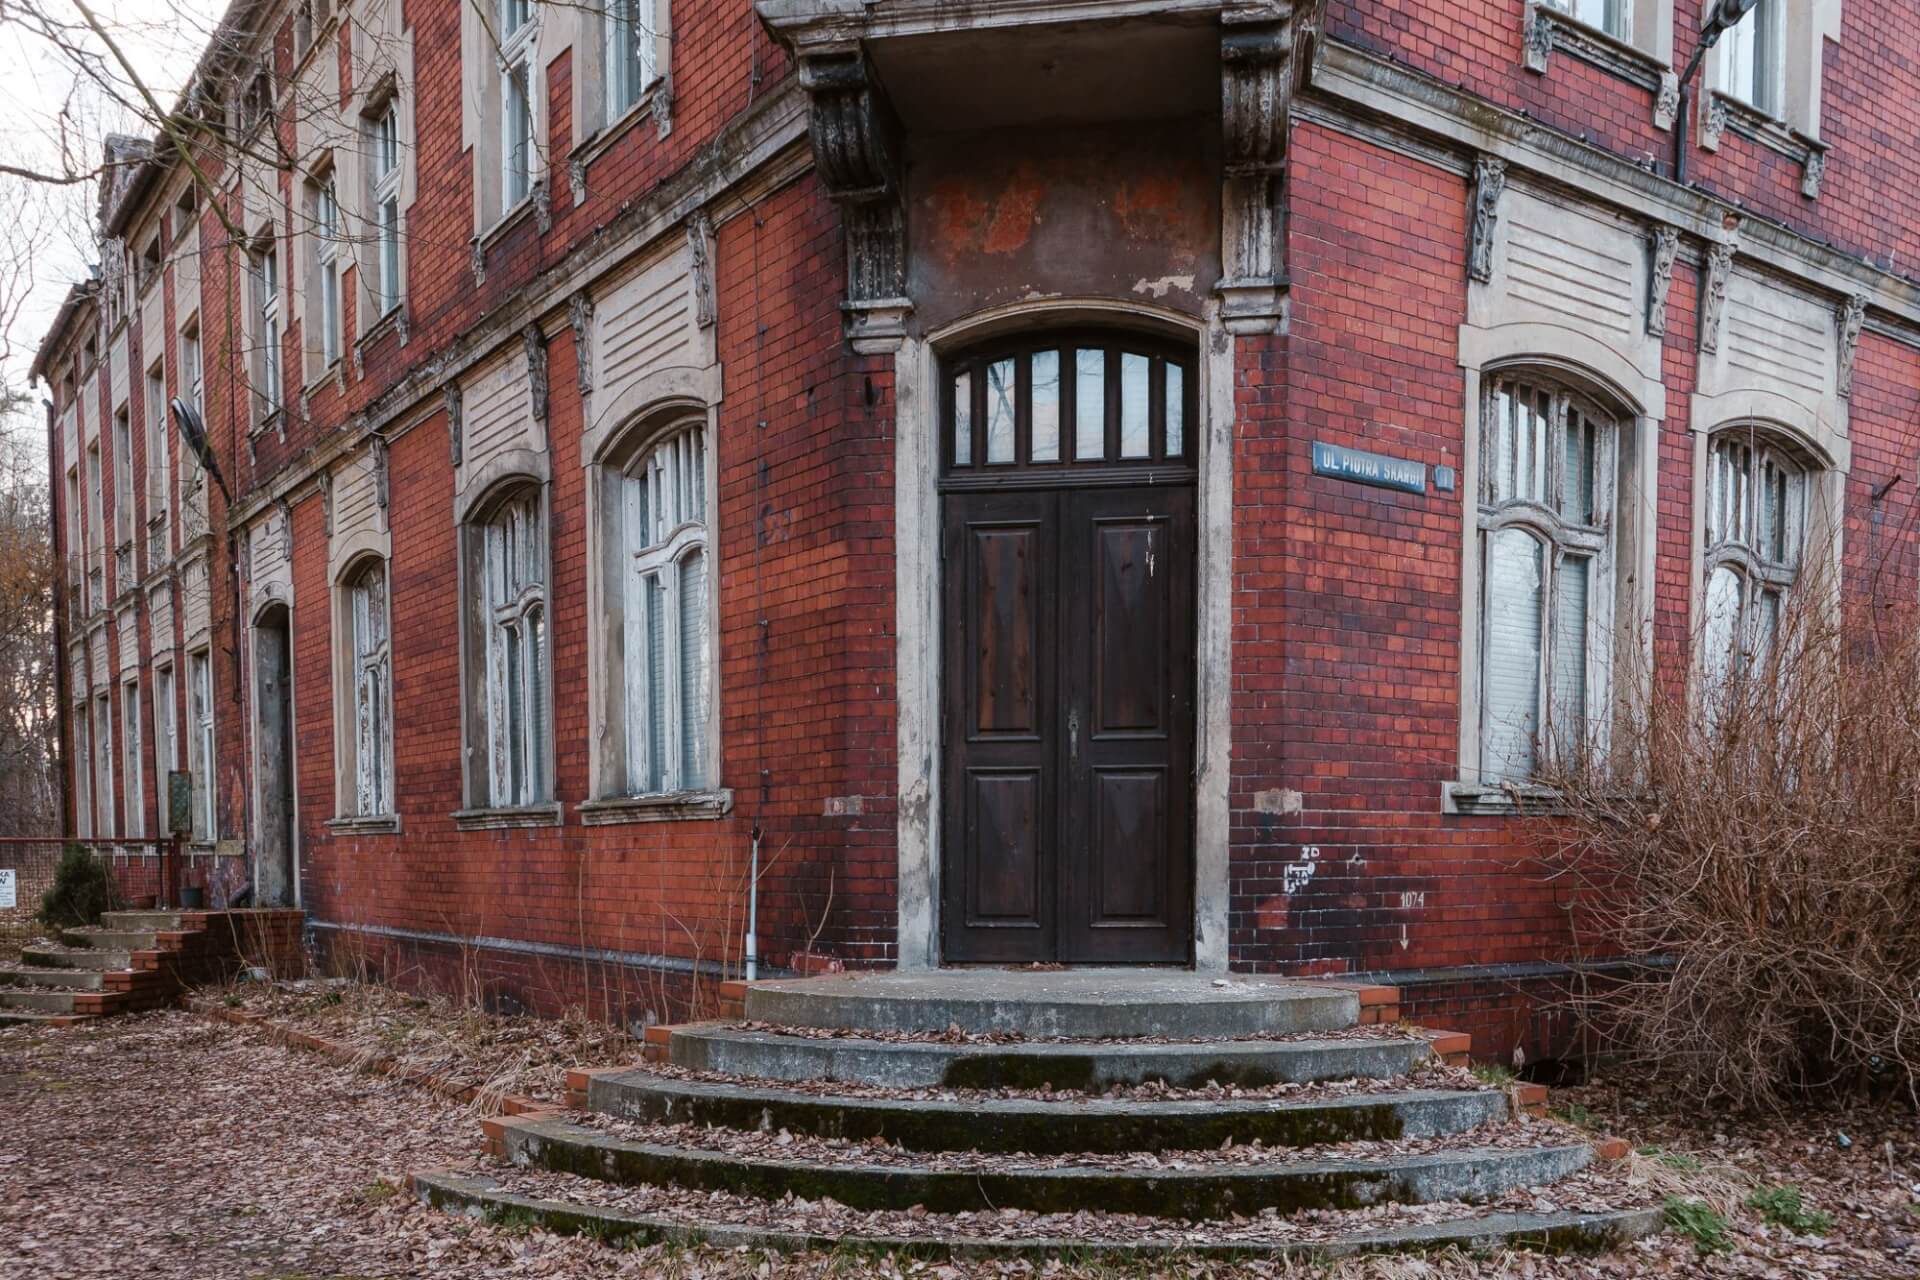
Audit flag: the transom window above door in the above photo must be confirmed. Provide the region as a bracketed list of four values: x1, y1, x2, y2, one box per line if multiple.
[943, 333, 1196, 484]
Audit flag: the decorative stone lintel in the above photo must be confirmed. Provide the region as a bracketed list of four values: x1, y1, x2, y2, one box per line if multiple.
[1647, 224, 1680, 338]
[841, 298, 914, 355]
[1468, 154, 1507, 284]
[1837, 293, 1867, 399]
[1217, 278, 1290, 335]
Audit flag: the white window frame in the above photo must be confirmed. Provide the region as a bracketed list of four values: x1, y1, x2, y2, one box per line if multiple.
[1545, 0, 1629, 42]
[621, 424, 711, 795]
[154, 662, 178, 819]
[73, 701, 92, 838]
[369, 98, 403, 317]
[253, 239, 282, 416]
[1701, 427, 1808, 688]
[344, 558, 395, 817]
[121, 678, 144, 838]
[1718, 0, 1785, 117]
[188, 648, 216, 841]
[481, 489, 550, 808]
[112, 406, 134, 550]
[499, 0, 540, 213]
[315, 178, 343, 369]
[146, 363, 169, 522]
[1473, 376, 1619, 785]
[604, 0, 659, 121]
[93, 690, 115, 839]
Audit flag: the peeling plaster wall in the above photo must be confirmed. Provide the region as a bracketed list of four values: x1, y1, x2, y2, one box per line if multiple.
[906, 119, 1222, 331]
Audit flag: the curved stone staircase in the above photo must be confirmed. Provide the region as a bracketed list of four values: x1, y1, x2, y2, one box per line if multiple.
[414, 973, 1661, 1261]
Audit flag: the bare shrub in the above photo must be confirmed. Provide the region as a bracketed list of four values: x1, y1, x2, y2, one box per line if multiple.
[1541, 564, 1920, 1111]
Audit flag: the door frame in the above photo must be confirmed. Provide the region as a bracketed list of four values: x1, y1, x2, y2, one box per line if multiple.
[892, 298, 1235, 970]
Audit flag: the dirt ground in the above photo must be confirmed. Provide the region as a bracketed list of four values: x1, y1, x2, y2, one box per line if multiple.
[0, 1004, 1914, 1279]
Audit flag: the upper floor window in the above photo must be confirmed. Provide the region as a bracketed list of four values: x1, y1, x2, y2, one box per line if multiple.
[605, 0, 659, 119]
[93, 691, 115, 839]
[189, 648, 216, 840]
[368, 98, 403, 315]
[622, 424, 710, 794]
[112, 406, 134, 550]
[1476, 376, 1618, 782]
[499, 0, 539, 211]
[121, 678, 144, 838]
[1719, 0, 1784, 116]
[146, 363, 168, 519]
[251, 238, 282, 416]
[1545, 0, 1627, 40]
[344, 558, 394, 817]
[314, 178, 342, 369]
[1702, 428, 1807, 689]
[474, 487, 549, 808]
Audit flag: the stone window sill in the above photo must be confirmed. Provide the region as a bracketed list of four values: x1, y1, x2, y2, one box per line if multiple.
[452, 803, 563, 831]
[1443, 781, 1568, 817]
[1522, 2, 1677, 130]
[1702, 91, 1828, 198]
[358, 304, 404, 354]
[326, 814, 401, 836]
[577, 789, 733, 826]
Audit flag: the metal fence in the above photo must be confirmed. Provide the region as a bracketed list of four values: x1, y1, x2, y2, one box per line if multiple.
[0, 836, 182, 953]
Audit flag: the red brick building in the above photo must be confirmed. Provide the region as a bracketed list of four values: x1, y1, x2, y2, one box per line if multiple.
[35, 0, 1920, 1056]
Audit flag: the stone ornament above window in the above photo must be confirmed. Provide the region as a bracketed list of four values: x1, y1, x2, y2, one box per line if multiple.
[1699, 91, 1829, 198]
[1522, 0, 1679, 131]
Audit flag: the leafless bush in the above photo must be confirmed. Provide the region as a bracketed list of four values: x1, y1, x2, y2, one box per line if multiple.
[1541, 565, 1920, 1111]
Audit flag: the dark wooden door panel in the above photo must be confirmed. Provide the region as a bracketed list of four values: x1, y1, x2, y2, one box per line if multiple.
[1059, 487, 1195, 964]
[941, 484, 1193, 966]
[941, 492, 1058, 963]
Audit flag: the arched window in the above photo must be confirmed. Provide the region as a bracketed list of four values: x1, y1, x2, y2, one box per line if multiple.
[622, 424, 709, 794]
[1702, 426, 1808, 688]
[481, 487, 549, 806]
[344, 557, 393, 816]
[1477, 375, 1618, 782]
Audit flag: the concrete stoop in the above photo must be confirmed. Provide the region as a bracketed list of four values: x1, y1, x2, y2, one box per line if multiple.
[0, 909, 303, 1026]
[413, 972, 1660, 1259]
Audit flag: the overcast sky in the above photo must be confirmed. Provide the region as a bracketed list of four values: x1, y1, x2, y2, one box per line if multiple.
[0, 0, 227, 405]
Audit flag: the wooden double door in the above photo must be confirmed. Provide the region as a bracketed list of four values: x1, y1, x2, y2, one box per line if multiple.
[940, 484, 1196, 964]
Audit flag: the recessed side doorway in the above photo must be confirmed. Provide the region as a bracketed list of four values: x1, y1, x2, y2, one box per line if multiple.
[939, 332, 1197, 965]
[252, 603, 297, 907]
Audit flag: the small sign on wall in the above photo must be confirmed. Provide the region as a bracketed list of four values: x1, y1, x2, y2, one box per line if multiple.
[0, 869, 15, 910]
[1311, 441, 1428, 495]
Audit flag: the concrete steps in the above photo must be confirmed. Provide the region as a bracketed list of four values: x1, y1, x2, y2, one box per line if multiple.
[742, 971, 1358, 1039]
[58, 927, 160, 952]
[0, 1009, 88, 1027]
[414, 972, 1657, 1260]
[21, 945, 135, 971]
[415, 1170, 1663, 1262]
[490, 1113, 1596, 1218]
[0, 966, 104, 989]
[664, 1023, 1437, 1089]
[581, 1071, 1510, 1154]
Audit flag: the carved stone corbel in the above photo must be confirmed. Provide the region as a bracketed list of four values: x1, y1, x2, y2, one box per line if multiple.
[1468, 154, 1507, 284]
[318, 470, 333, 535]
[654, 66, 674, 139]
[532, 176, 552, 234]
[796, 48, 911, 352]
[1647, 225, 1679, 337]
[373, 436, 390, 511]
[1521, 2, 1555, 74]
[1802, 146, 1828, 200]
[569, 291, 595, 393]
[445, 382, 464, 467]
[1655, 73, 1680, 132]
[469, 237, 486, 287]
[1837, 293, 1867, 398]
[1218, 0, 1302, 334]
[523, 324, 549, 429]
[567, 153, 588, 207]
[1699, 234, 1737, 355]
[688, 210, 716, 330]
[1700, 94, 1729, 152]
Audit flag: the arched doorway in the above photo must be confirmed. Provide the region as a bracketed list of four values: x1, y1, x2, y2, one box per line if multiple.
[939, 330, 1197, 964]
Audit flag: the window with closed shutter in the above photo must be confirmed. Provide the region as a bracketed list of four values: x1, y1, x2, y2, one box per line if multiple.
[622, 424, 711, 794]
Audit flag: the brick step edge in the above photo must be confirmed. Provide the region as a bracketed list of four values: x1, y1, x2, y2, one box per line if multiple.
[188, 999, 553, 1117]
[411, 1171, 1664, 1261]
